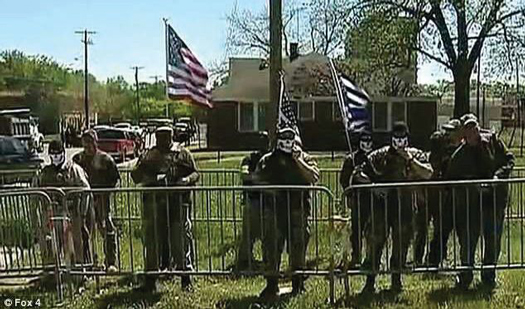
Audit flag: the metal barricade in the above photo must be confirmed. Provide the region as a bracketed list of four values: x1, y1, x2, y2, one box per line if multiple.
[63, 185, 337, 302]
[340, 178, 525, 282]
[0, 189, 65, 302]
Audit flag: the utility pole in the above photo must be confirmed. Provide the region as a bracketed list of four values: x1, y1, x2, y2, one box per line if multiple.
[267, 0, 282, 142]
[75, 29, 96, 129]
[132, 66, 144, 125]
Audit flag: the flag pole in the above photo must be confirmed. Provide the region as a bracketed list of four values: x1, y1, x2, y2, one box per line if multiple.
[163, 18, 169, 113]
[329, 58, 353, 154]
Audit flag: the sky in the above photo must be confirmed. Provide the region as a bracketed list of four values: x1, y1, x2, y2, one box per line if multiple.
[0, 0, 449, 85]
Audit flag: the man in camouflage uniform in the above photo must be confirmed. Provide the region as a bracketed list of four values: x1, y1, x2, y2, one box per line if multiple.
[73, 130, 119, 272]
[255, 128, 319, 299]
[339, 131, 374, 268]
[236, 131, 269, 270]
[131, 126, 199, 292]
[413, 119, 462, 266]
[35, 140, 93, 267]
[446, 114, 514, 289]
[355, 122, 433, 292]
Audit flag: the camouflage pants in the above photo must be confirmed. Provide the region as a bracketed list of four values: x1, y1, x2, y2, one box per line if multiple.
[363, 189, 413, 282]
[142, 193, 195, 276]
[90, 193, 117, 267]
[261, 191, 310, 281]
[348, 189, 372, 264]
[237, 193, 263, 269]
[413, 187, 453, 266]
[453, 185, 508, 283]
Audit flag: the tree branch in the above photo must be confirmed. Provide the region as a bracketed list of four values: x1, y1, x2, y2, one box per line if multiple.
[414, 45, 453, 68]
[429, 1, 458, 65]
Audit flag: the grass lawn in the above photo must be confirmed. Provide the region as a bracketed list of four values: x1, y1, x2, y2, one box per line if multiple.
[3, 153, 525, 308]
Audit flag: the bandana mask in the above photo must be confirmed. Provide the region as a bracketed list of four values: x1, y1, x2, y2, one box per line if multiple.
[359, 140, 373, 153]
[50, 153, 65, 167]
[392, 136, 409, 150]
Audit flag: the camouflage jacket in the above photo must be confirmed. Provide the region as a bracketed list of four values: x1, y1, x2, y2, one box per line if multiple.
[356, 146, 433, 183]
[429, 130, 459, 179]
[73, 150, 120, 188]
[240, 151, 266, 186]
[34, 161, 91, 215]
[131, 143, 199, 187]
[446, 130, 514, 180]
[339, 150, 369, 189]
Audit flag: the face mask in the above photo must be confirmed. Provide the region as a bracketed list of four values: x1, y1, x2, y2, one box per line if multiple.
[50, 153, 65, 167]
[392, 136, 409, 150]
[359, 140, 373, 153]
[277, 138, 294, 154]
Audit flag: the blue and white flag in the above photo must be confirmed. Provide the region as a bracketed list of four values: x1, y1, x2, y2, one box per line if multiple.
[336, 73, 371, 132]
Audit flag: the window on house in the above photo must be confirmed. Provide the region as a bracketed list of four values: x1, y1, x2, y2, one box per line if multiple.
[392, 102, 407, 124]
[298, 101, 315, 121]
[372, 101, 407, 131]
[239, 102, 266, 132]
[239, 103, 255, 132]
[373, 102, 388, 131]
[257, 103, 266, 130]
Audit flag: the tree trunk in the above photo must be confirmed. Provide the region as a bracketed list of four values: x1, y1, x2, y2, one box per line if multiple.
[453, 64, 471, 118]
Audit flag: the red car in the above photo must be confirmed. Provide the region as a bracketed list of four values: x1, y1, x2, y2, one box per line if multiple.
[95, 128, 136, 162]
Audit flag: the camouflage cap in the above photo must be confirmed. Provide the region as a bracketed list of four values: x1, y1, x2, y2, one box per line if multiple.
[441, 119, 462, 131]
[460, 113, 479, 127]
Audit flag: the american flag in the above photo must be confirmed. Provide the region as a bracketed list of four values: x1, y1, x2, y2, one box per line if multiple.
[336, 73, 370, 132]
[167, 25, 212, 108]
[277, 73, 300, 135]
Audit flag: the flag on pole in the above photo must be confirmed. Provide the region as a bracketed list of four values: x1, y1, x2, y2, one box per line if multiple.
[277, 73, 300, 135]
[331, 64, 371, 133]
[166, 24, 212, 108]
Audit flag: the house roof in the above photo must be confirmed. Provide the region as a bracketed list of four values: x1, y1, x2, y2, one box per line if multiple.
[212, 53, 331, 103]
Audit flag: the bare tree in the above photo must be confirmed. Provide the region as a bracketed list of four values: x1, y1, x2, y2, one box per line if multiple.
[224, 0, 354, 58]
[362, 0, 525, 116]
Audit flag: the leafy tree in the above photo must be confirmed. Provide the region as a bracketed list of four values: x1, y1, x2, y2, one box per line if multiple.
[357, 0, 525, 117]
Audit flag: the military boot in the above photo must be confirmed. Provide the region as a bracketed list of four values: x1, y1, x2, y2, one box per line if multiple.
[181, 275, 193, 292]
[259, 278, 279, 301]
[391, 273, 403, 292]
[291, 275, 305, 296]
[361, 275, 376, 294]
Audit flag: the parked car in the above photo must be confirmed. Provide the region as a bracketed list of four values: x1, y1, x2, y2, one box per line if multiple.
[0, 136, 43, 186]
[114, 122, 132, 130]
[176, 117, 197, 137]
[94, 128, 136, 162]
